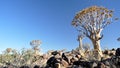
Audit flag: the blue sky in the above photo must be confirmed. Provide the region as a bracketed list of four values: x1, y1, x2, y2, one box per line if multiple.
[0, 0, 120, 53]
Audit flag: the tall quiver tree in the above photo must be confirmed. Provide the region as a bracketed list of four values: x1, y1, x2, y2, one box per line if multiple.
[30, 40, 42, 56]
[72, 6, 114, 58]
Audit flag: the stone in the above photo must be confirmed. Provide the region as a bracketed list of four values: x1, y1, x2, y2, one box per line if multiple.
[103, 50, 109, 55]
[105, 66, 110, 68]
[104, 61, 110, 66]
[43, 54, 48, 59]
[117, 57, 120, 65]
[46, 56, 63, 68]
[62, 53, 70, 64]
[90, 62, 97, 68]
[75, 55, 81, 59]
[54, 63, 60, 68]
[51, 51, 59, 56]
[73, 61, 90, 68]
[73, 56, 79, 61]
[61, 59, 69, 67]
[112, 48, 115, 51]
[111, 64, 117, 68]
[97, 62, 106, 68]
[39, 58, 47, 67]
[34, 65, 40, 68]
[109, 52, 114, 56]
[3, 67, 8, 68]
[55, 54, 61, 58]
[116, 48, 120, 56]
[46, 56, 56, 67]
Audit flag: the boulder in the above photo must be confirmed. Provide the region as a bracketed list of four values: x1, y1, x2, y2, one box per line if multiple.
[46, 56, 62, 68]
[73, 61, 90, 68]
[116, 48, 120, 56]
[62, 53, 70, 64]
[46, 56, 56, 67]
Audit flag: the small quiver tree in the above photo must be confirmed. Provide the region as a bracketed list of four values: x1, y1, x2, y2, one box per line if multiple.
[77, 32, 84, 50]
[30, 40, 42, 56]
[77, 31, 85, 56]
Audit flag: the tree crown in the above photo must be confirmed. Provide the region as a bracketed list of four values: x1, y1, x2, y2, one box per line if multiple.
[72, 6, 113, 38]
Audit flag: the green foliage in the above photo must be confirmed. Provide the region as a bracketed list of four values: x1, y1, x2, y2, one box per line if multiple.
[0, 48, 42, 67]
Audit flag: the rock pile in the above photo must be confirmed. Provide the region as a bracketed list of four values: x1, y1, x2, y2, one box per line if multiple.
[44, 48, 120, 68]
[1, 48, 120, 68]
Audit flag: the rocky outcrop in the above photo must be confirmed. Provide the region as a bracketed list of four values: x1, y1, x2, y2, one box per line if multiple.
[44, 48, 120, 68]
[1, 48, 120, 68]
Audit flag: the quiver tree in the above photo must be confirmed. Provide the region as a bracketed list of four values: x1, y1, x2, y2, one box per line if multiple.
[77, 34, 86, 56]
[77, 31, 85, 55]
[72, 6, 114, 57]
[6, 48, 12, 54]
[77, 34, 84, 50]
[3, 48, 13, 63]
[30, 40, 42, 55]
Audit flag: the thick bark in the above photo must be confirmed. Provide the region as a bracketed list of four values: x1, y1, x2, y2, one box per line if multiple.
[92, 40, 101, 51]
[90, 32, 103, 59]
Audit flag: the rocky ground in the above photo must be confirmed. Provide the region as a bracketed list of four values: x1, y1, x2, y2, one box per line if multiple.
[1, 48, 120, 68]
[45, 48, 120, 68]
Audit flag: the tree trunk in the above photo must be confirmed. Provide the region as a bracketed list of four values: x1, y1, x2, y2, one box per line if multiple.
[78, 37, 84, 56]
[92, 40, 101, 52]
[90, 33, 103, 60]
[79, 37, 83, 50]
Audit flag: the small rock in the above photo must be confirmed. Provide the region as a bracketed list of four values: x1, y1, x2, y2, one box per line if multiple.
[75, 54, 81, 59]
[104, 50, 109, 55]
[97, 62, 106, 68]
[111, 64, 117, 68]
[52, 51, 59, 56]
[61, 59, 69, 67]
[91, 62, 97, 68]
[104, 61, 110, 66]
[109, 52, 114, 56]
[112, 48, 115, 51]
[55, 63, 60, 68]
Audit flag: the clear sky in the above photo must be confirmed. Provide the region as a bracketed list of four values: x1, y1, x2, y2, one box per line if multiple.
[0, 0, 120, 53]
